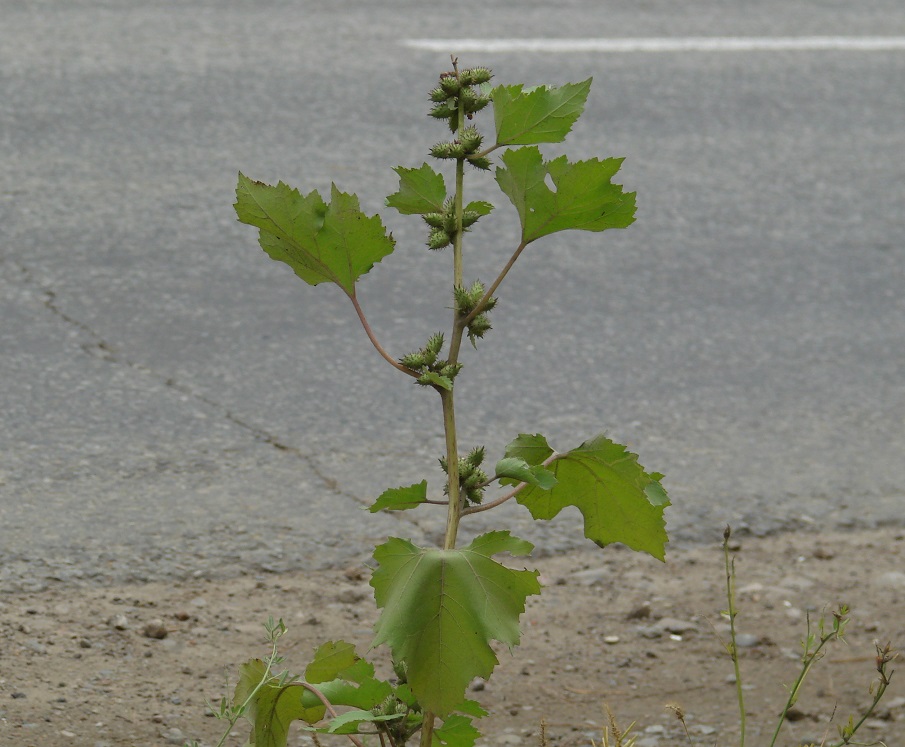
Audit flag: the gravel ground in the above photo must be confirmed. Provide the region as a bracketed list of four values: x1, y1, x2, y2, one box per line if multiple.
[1, 527, 903, 747]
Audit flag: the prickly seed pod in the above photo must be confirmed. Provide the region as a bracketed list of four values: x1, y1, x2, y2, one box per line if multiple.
[463, 468, 488, 490]
[469, 314, 492, 336]
[429, 141, 466, 160]
[460, 67, 493, 86]
[429, 86, 450, 103]
[422, 212, 445, 229]
[467, 314, 492, 346]
[392, 658, 408, 684]
[461, 210, 482, 229]
[427, 227, 451, 250]
[442, 211, 459, 234]
[429, 101, 458, 120]
[453, 285, 476, 314]
[459, 126, 483, 154]
[461, 89, 491, 115]
[440, 362, 463, 379]
[465, 490, 485, 505]
[374, 695, 398, 717]
[439, 75, 461, 96]
[470, 67, 493, 84]
[467, 155, 493, 171]
[466, 445, 486, 468]
[400, 352, 426, 370]
[425, 332, 445, 358]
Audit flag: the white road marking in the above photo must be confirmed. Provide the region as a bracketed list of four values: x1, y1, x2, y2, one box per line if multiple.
[403, 37, 905, 53]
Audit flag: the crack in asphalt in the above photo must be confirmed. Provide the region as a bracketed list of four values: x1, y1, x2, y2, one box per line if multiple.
[7, 260, 431, 536]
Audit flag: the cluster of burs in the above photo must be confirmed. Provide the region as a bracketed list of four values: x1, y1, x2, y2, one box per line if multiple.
[423, 66, 494, 252]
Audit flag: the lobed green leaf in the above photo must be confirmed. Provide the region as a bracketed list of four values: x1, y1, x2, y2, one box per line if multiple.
[369, 480, 429, 513]
[433, 714, 481, 747]
[495, 147, 636, 243]
[502, 433, 554, 469]
[322, 709, 405, 734]
[305, 640, 362, 683]
[494, 457, 557, 489]
[492, 79, 592, 146]
[386, 163, 447, 215]
[235, 174, 395, 296]
[370, 532, 541, 716]
[516, 435, 669, 560]
[234, 661, 317, 747]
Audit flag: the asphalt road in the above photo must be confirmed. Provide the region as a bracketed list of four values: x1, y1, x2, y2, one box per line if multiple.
[2, 1, 904, 590]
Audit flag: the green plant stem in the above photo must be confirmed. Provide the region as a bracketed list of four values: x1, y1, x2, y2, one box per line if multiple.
[461, 239, 529, 329]
[723, 529, 746, 747]
[463, 453, 560, 515]
[214, 626, 285, 747]
[441, 389, 463, 548]
[295, 683, 367, 747]
[349, 292, 419, 378]
[420, 68, 468, 747]
[447, 62, 468, 367]
[829, 679, 891, 746]
[768, 625, 835, 747]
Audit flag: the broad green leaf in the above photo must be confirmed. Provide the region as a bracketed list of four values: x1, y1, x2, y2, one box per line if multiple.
[386, 163, 447, 215]
[503, 433, 553, 467]
[495, 146, 636, 243]
[235, 654, 393, 746]
[370, 531, 541, 716]
[369, 481, 428, 513]
[516, 435, 669, 560]
[464, 200, 494, 216]
[454, 699, 488, 719]
[492, 79, 592, 145]
[316, 676, 393, 712]
[235, 661, 318, 747]
[235, 174, 395, 295]
[304, 640, 359, 683]
[433, 715, 481, 747]
[324, 709, 404, 734]
[494, 457, 557, 490]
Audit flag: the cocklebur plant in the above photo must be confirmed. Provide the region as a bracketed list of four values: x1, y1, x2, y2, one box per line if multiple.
[210, 59, 669, 747]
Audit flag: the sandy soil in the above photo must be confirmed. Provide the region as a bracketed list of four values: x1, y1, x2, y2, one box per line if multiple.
[1, 527, 903, 747]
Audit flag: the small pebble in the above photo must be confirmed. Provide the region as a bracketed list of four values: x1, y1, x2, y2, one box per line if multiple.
[657, 618, 697, 634]
[143, 620, 169, 639]
[109, 614, 129, 631]
[626, 601, 651, 620]
[336, 588, 367, 604]
[569, 567, 610, 586]
[161, 726, 185, 744]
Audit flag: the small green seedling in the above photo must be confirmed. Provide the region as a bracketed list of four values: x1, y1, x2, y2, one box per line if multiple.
[208, 58, 669, 747]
